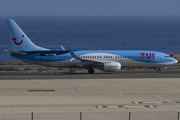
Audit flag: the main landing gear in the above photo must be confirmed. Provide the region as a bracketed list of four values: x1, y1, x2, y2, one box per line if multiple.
[88, 68, 94, 74]
[158, 69, 161, 73]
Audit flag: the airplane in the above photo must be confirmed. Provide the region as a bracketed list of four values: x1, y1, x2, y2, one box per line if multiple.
[5, 19, 178, 74]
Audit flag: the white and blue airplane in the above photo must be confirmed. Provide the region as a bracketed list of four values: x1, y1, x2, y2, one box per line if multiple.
[5, 19, 178, 74]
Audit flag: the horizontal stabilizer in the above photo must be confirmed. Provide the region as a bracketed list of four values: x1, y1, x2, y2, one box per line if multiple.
[5, 50, 26, 55]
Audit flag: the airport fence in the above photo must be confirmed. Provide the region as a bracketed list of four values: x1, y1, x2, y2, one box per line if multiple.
[0, 111, 180, 120]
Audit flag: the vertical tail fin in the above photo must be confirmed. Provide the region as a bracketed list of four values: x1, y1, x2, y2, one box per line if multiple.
[6, 19, 49, 51]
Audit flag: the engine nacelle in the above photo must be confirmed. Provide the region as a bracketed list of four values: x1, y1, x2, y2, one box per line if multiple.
[104, 62, 121, 71]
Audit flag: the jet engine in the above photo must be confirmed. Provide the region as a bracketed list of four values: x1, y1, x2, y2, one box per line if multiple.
[103, 62, 121, 71]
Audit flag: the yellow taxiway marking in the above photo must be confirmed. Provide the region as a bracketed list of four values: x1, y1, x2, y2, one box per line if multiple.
[116, 73, 159, 75]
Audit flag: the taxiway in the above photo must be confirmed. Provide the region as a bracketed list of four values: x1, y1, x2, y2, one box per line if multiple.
[0, 72, 180, 119]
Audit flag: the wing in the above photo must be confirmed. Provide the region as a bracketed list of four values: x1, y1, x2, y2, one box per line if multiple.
[68, 46, 104, 67]
[79, 58, 104, 67]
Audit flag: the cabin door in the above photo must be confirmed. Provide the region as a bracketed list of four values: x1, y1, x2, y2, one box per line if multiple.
[36, 53, 40, 61]
[155, 53, 160, 62]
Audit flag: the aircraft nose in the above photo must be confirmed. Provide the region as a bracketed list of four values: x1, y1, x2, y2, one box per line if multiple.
[175, 60, 178, 63]
[172, 58, 178, 64]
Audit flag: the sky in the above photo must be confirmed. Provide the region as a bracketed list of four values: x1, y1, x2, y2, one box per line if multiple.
[0, 0, 180, 16]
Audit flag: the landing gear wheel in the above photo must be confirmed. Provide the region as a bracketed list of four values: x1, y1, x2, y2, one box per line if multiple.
[158, 69, 161, 73]
[88, 68, 94, 74]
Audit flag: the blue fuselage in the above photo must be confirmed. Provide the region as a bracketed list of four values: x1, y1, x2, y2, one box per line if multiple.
[11, 50, 177, 68]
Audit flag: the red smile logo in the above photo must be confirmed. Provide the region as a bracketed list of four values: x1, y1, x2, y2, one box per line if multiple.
[12, 35, 24, 45]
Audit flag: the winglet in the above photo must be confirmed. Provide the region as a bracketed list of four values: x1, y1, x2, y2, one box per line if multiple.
[68, 46, 79, 62]
[59, 45, 65, 50]
[68, 46, 78, 58]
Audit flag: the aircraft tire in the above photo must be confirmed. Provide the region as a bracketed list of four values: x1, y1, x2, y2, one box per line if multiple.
[158, 69, 161, 73]
[88, 68, 94, 74]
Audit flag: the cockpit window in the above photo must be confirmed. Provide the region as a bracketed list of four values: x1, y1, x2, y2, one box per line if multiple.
[164, 56, 170, 58]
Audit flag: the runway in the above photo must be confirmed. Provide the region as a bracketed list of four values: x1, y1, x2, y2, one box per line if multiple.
[0, 70, 180, 80]
[0, 72, 180, 119]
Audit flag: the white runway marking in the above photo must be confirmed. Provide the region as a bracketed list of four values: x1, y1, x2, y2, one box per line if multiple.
[152, 94, 180, 107]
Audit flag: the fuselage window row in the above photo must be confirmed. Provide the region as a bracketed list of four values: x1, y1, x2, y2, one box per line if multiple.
[45, 55, 143, 59]
[46, 56, 71, 58]
[79, 56, 143, 59]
